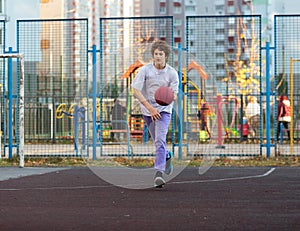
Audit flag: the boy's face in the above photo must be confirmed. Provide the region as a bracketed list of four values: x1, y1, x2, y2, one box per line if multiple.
[153, 49, 167, 68]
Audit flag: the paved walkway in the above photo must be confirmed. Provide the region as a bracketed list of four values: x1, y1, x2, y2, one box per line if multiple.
[0, 167, 69, 181]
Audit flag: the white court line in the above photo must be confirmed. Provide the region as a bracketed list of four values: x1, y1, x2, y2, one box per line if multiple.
[170, 167, 276, 185]
[0, 168, 276, 191]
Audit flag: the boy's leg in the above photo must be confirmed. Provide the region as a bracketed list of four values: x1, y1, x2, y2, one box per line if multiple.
[153, 112, 171, 172]
[143, 113, 171, 171]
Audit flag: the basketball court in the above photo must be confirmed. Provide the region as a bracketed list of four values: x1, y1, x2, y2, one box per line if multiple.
[0, 166, 299, 230]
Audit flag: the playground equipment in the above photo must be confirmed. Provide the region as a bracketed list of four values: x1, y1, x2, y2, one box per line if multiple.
[213, 95, 239, 148]
[182, 60, 212, 141]
[56, 103, 86, 153]
[121, 58, 212, 145]
[289, 58, 300, 154]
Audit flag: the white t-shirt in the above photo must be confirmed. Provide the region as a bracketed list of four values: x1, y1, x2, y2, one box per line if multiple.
[131, 63, 179, 116]
[245, 102, 260, 118]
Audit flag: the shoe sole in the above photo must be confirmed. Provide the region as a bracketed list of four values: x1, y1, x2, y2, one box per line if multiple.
[154, 176, 166, 188]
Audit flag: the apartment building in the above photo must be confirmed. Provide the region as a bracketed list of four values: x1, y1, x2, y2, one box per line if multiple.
[0, 0, 7, 52]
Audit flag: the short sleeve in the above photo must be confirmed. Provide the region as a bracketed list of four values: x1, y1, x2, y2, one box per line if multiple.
[131, 67, 146, 91]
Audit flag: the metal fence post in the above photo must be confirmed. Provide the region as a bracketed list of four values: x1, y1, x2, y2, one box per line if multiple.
[7, 47, 13, 159]
[261, 42, 275, 157]
[177, 43, 183, 160]
[92, 44, 98, 160]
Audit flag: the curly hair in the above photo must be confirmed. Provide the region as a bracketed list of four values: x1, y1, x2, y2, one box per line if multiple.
[151, 40, 171, 61]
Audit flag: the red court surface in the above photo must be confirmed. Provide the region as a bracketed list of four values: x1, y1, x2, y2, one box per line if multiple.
[0, 166, 299, 231]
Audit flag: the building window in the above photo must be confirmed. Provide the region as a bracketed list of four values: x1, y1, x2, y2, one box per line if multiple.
[175, 30, 181, 37]
[216, 64, 225, 70]
[228, 29, 235, 36]
[228, 17, 235, 24]
[228, 6, 235, 14]
[186, 5, 195, 13]
[216, 52, 224, 58]
[159, 30, 166, 37]
[159, 19, 166, 26]
[174, 6, 181, 14]
[175, 18, 182, 26]
[228, 41, 235, 47]
[216, 40, 224, 46]
[159, 6, 166, 14]
[215, 5, 224, 11]
[216, 28, 225, 34]
[0, 29, 2, 45]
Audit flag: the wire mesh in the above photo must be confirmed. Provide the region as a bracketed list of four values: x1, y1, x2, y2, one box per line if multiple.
[98, 16, 173, 157]
[3, 15, 300, 159]
[275, 15, 300, 156]
[17, 19, 88, 157]
[186, 15, 262, 156]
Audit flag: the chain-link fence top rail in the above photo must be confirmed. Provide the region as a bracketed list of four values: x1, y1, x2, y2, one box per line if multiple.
[185, 15, 262, 156]
[17, 19, 88, 156]
[275, 15, 300, 154]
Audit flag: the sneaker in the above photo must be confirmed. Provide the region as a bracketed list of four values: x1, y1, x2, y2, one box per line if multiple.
[165, 151, 173, 175]
[154, 171, 165, 188]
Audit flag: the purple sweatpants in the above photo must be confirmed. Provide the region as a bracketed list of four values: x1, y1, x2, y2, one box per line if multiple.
[143, 112, 171, 173]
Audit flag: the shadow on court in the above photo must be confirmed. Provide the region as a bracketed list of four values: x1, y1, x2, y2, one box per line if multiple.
[0, 166, 299, 230]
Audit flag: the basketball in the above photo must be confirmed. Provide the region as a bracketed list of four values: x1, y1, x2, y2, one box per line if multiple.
[154, 86, 175, 106]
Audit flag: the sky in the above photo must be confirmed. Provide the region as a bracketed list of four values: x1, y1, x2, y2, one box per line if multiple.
[6, 0, 39, 48]
[4, 0, 300, 50]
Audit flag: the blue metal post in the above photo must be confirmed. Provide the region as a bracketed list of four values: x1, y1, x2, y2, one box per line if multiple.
[8, 47, 13, 159]
[265, 42, 271, 157]
[74, 105, 79, 153]
[143, 124, 148, 144]
[92, 45, 97, 160]
[280, 122, 283, 144]
[177, 43, 183, 160]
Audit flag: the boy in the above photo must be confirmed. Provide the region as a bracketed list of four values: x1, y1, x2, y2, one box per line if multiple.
[131, 40, 179, 187]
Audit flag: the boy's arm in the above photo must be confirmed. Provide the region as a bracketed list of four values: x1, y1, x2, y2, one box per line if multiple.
[132, 88, 161, 121]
